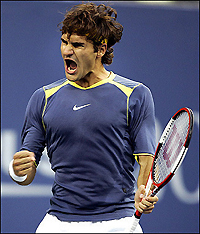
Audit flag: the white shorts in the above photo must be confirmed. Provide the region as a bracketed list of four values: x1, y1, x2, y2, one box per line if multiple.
[35, 213, 143, 233]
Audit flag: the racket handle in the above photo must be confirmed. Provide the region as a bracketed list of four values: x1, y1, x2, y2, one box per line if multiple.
[130, 212, 141, 232]
[135, 210, 142, 219]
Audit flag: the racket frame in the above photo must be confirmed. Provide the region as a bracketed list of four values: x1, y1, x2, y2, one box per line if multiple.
[134, 107, 194, 219]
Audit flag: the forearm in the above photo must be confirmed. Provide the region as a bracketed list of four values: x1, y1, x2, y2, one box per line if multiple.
[137, 155, 154, 188]
[134, 155, 158, 214]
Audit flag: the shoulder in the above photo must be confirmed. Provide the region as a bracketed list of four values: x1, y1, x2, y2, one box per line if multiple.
[113, 74, 141, 89]
[29, 87, 45, 103]
[42, 78, 69, 99]
[28, 78, 68, 106]
[112, 73, 154, 108]
[25, 87, 45, 115]
[43, 78, 68, 90]
[111, 73, 152, 98]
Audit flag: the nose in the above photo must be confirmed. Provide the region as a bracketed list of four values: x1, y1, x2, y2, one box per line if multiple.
[62, 44, 74, 57]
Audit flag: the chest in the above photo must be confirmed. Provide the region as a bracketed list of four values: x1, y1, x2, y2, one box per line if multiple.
[43, 85, 129, 137]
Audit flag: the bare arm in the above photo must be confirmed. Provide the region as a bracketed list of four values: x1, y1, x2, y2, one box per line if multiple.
[134, 155, 158, 214]
[10, 150, 36, 186]
[137, 155, 153, 188]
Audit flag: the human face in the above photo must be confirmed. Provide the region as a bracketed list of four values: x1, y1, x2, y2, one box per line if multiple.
[60, 33, 97, 82]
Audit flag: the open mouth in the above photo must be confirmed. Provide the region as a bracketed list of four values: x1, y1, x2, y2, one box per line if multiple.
[65, 59, 78, 74]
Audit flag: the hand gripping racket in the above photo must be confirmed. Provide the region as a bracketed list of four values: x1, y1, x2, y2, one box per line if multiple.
[130, 107, 194, 232]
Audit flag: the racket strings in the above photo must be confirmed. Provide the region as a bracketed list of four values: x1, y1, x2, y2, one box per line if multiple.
[153, 112, 189, 184]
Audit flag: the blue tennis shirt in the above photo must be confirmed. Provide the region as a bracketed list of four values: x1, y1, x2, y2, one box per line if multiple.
[20, 72, 156, 221]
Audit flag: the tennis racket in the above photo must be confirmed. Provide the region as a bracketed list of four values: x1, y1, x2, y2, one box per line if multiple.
[130, 107, 194, 232]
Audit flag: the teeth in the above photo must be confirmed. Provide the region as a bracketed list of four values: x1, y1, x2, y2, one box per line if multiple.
[68, 67, 75, 71]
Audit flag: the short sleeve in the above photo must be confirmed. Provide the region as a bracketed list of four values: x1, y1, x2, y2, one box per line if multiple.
[128, 84, 156, 156]
[20, 88, 46, 166]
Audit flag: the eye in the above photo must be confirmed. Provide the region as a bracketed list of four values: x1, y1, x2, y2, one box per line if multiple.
[61, 38, 68, 45]
[72, 42, 84, 48]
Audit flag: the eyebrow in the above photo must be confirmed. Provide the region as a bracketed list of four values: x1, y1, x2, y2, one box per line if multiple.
[61, 38, 85, 46]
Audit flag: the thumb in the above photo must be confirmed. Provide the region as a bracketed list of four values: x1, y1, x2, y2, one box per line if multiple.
[135, 185, 146, 202]
[138, 185, 146, 199]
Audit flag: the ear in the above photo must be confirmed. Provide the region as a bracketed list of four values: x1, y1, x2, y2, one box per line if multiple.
[97, 43, 107, 58]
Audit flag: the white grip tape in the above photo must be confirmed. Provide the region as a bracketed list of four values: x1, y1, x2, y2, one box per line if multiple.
[9, 159, 27, 182]
[130, 217, 140, 233]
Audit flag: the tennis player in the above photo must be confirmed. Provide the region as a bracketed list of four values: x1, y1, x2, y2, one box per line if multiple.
[9, 3, 158, 233]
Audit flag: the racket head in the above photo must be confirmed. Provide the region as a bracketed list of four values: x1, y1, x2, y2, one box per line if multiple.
[134, 108, 194, 222]
[151, 107, 194, 189]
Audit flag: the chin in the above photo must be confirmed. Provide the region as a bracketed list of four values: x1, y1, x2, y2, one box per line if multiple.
[65, 73, 79, 82]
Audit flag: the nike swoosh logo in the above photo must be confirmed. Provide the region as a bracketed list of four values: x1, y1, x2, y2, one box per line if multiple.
[73, 104, 91, 111]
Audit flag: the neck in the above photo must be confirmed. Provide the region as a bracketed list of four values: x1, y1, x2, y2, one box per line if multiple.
[75, 65, 110, 88]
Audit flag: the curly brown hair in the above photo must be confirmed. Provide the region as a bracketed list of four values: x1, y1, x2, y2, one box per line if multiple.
[59, 2, 123, 65]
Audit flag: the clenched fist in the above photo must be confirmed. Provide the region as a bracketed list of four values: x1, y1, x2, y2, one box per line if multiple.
[11, 150, 36, 185]
[134, 185, 158, 214]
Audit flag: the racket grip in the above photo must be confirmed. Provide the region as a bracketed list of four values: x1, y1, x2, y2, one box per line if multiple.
[135, 210, 142, 219]
[130, 212, 141, 232]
